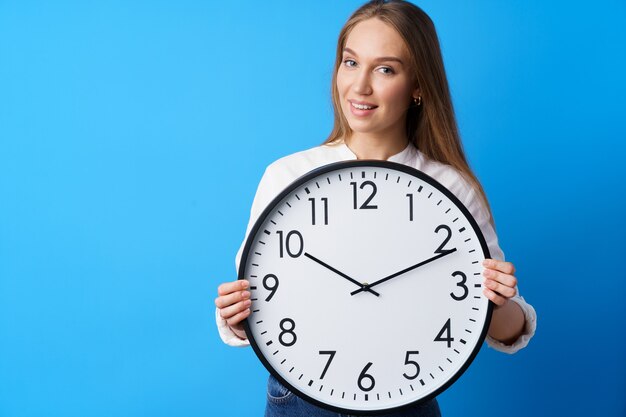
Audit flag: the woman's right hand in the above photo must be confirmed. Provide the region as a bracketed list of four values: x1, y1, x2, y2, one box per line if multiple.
[215, 279, 251, 340]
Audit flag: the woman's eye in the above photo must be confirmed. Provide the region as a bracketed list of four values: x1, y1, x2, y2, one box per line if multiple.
[377, 67, 395, 75]
[343, 59, 357, 67]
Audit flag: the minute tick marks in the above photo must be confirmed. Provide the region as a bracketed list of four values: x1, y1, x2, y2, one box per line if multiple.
[242, 162, 492, 411]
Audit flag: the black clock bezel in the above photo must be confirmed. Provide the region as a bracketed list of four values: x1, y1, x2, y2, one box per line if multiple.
[239, 160, 493, 416]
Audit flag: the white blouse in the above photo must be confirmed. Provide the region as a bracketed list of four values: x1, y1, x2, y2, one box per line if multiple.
[216, 142, 537, 354]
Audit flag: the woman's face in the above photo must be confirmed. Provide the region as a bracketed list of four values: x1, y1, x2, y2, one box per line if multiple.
[337, 18, 418, 140]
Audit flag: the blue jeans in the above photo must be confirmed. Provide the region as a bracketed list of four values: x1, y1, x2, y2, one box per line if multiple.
[264, 375, 442, 417]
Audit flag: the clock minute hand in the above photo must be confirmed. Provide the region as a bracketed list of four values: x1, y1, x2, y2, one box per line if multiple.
[303, 252, 380, 297]
[350, 248, 457, 296]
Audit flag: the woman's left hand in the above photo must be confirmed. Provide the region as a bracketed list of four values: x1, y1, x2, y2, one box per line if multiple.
[482, 259, 517, 307]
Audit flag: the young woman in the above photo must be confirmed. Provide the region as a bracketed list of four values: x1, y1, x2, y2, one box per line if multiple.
[215, 1, 536, 416]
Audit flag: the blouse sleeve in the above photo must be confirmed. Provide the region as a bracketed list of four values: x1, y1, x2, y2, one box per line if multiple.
[216, 164, 284, 347]
[462, 187, 537, 354]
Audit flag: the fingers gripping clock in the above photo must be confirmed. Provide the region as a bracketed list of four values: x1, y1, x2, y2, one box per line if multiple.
[239, 160, 493, 415]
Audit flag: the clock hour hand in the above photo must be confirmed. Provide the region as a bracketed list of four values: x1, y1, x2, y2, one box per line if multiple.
[350, 249, 457, 296]
[303, 252, 380, 297]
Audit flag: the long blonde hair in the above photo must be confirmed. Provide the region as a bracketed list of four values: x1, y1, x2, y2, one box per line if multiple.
[324, 0, 494, 221]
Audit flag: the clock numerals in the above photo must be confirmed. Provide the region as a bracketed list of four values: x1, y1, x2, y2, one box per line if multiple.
[406, 193, 414, 221]
[278, 318, 297, 347]
[450, 271, 468, 301]
[350, 180, 378, 210]
[308, 197, 329, 225]
[357, 362, 376, 392]
[241, 164, 492, 411]
[262, 274, 279, 302]
[276, 230, 304, 258]
[402, 351, 421, 380]
[434, 224, 453, 254]
[434, 318, 454, 348]
[318, 350, 336, 379]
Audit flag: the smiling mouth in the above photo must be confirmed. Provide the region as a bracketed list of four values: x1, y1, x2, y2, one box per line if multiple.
[350, 102, 378, 110]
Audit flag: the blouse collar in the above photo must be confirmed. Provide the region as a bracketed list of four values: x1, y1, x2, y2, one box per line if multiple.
[331, 141, 418, 165]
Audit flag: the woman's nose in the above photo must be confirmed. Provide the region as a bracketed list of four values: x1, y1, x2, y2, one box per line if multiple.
[352, 70, 372, 95]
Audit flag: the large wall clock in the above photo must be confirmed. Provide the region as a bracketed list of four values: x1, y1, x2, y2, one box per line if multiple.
[239, 160, 493, 415]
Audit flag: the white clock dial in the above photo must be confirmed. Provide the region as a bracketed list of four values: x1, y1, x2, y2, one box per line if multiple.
[240, 161, 492, 415]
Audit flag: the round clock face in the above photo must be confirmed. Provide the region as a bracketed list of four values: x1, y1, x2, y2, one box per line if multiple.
[240, 161, 492, 415]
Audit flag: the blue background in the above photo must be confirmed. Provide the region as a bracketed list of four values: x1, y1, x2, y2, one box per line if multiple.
[1, 1, 625, 416]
